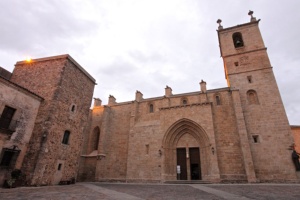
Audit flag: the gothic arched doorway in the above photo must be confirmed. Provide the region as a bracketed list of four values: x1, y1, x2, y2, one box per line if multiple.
[162, 118, 215, 181]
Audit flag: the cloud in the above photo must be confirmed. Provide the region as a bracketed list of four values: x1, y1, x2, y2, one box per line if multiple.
[0, 0, 299, 124]
[0, 0, 97, 59]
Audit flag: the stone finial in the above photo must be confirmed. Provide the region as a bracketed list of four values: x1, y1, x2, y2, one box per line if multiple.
[200, 80, 207, 93]
[248, 10, 256, 22]
[217, 19, 223, 30]
[165, 85, 173, 97]
[108, 95, 116, 105]
[93, 98, 102, 107]
[135, 90, 143, 102]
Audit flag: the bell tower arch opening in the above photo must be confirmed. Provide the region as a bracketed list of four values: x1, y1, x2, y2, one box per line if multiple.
[162, 118, 215, 181]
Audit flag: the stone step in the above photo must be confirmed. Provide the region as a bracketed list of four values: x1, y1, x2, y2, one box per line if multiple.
[164, 180, 211, 184]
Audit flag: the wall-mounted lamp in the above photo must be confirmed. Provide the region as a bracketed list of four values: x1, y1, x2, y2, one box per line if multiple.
[211, 147, 215, 155]
[158, 149, 162, 156]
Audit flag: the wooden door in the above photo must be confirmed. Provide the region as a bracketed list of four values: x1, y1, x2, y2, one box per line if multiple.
[189, 147, 201, 180]
[176, 148, 187, 180]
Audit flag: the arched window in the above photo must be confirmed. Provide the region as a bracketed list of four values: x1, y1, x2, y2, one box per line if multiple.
[247, 90, 259, 104]
[62, 130, 70, 144]
[215, 95, 221, 105]
[232, 32, 244, 48]
[182, 99, 187, 105]
[93, 127, 100, 150]
[149, 104, 154, 113]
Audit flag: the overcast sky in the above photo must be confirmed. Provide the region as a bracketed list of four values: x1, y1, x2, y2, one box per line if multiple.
[0, 0, 299, 125]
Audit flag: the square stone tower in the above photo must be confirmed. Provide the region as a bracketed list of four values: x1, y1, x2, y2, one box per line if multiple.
[10, 55, 96, 185]
[217, 13, 297, 181]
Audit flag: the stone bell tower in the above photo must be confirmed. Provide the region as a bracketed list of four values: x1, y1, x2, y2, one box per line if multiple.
[217, 11, 297, 181]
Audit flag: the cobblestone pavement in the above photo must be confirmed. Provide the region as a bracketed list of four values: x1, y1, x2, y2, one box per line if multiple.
[0, 183, 300, 200]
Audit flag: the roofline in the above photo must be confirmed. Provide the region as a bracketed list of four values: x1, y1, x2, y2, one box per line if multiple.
[217, 19, 260, 33]
[105, 87, 231, 106]
[291, 125, 300, 128]
[15, 54, 96, 84]
[0, 76, 44, 101]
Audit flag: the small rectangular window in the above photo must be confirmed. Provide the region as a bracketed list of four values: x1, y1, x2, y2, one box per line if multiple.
[234, 62, 239, 66]
[58, 163, 62, 171]
[252, 135, 259, 143]
[247, 76, 252, 83]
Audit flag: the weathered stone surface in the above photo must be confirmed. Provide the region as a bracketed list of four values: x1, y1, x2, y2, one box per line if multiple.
[10, 55, 95, 185]
[0, 76, 42, 186]
[79, 19, 299, 184]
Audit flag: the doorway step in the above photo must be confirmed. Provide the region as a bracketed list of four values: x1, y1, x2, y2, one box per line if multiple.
[164, 180, 211, 184]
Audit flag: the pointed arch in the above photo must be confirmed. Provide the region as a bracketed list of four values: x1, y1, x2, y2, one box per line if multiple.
[162, 118, 213, 181]
[162, 118, 209, 149]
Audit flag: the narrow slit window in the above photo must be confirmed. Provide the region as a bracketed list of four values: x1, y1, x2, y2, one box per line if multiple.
[62, 130, 70, 144]
[149, 104, 154, 113]
[146, 144, 149, 155]
[58, 163, 62, 171]
[93, 127, 100, 150]
[71, 105, 75, 112]
[216, 95, 221, 105]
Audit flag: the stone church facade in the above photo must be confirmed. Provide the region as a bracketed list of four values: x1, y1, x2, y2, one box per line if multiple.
[0, 13, 299, 186]
[78, 15, 298, 183]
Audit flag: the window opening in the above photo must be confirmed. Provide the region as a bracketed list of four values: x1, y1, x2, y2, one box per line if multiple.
[146, 144, 149, 155]
[0, 151, 14, 166]
[62, 130, 70, 144]
[234, 62, 239, 66]
[58, 163, 62, 171]
[0, 147, 20, 168]
[182, 99, 187, 105]
[216, 95, 221, 105]
[71, 105, 75, 112]
[247, 76, 252, 83]
[252, 135, 259, 143]
[93, 127, 100, 150]
[149, 104, 154, 113]
[0, 106, 16, 129]
[232, 32, 244, 48]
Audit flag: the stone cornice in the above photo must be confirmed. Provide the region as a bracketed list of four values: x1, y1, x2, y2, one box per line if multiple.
[159, 102, 211, 111]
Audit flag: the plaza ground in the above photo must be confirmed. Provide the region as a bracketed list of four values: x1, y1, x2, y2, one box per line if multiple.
[1, 182, 300, 200]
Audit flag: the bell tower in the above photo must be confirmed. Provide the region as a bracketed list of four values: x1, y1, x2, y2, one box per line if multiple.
[217, 11, 297, 181]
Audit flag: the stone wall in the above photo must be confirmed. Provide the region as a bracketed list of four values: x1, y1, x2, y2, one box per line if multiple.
[83, 86, 253, 183]
[0, 77, 42, 186]
[218, 20, 297, 181]
[10, 55, 95, 185]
